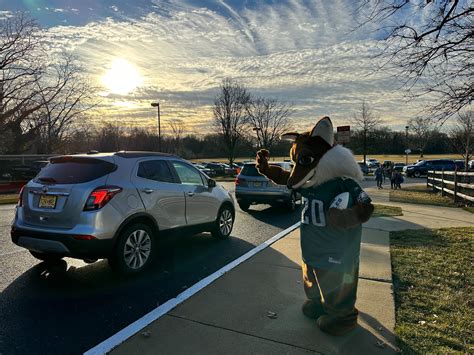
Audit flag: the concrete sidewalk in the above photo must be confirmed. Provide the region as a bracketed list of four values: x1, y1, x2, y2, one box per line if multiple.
[112, 227, 396, 355]
[110, 188, 473, 355]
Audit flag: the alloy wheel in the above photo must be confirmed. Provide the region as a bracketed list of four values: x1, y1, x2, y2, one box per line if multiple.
[219, 209, 233, 236]
[123, 229, 151, 270]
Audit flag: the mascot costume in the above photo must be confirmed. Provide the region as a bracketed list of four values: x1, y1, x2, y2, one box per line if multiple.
[255, 116, 374, 336]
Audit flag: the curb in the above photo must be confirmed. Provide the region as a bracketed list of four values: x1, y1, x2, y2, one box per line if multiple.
[85, 222, 301, 355]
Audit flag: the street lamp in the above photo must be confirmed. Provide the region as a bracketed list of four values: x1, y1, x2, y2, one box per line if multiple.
[151, 102, 161, 152]
[405, 125, 409, 166]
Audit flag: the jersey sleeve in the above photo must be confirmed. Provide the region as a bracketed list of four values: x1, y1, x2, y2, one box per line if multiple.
[343, 179, 372, 205]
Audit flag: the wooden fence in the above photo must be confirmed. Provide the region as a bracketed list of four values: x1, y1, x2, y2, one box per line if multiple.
[427, 170, 474, 203]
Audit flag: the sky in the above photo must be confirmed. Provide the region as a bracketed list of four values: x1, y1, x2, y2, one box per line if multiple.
[0, 0, 432, 134]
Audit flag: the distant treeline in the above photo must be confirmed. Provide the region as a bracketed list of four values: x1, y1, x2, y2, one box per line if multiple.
[54, 124, 457, 160]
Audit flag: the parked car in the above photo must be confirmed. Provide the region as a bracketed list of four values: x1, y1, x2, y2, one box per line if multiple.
[235, 162, 299, 211]
[469, 160, 474, 171]
[392, 163, 406, 172]
[403, 159, 455, 177]
[366, 159, 380, 168]
[454, 160, 465, 171]
[11, 152, 235, 274]
[204, 162, 226, 176]
[357, 162, 369, 175]
[193, 163, 216, 176]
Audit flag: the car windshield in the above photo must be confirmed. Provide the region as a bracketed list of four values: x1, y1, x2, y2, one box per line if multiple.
[35, 157, 117, 184]
[415, 160, 426, 166]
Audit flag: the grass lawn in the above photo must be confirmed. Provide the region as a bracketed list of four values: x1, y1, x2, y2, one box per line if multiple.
[462, 206, 474, 214]
[0, 194, 18, 205]
[390, 227, 473, 353]
[372, 204, 403, 217]
[390, 185, 454, 207]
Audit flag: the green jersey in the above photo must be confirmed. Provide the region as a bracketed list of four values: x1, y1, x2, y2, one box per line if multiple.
[300, 177, 371, 271]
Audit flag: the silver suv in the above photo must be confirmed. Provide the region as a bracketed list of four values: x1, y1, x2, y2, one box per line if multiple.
[235, 162, 298, 212]
[11, 152, 235, 274]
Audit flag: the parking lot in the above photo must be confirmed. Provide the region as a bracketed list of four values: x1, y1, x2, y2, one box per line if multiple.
[0, 176, 423, 354]
[0, 180, 304, 354]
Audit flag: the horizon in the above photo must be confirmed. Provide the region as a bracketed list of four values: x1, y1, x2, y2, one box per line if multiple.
[0, 0, 443, 133]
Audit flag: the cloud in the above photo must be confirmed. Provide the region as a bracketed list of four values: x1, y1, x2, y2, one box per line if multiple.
[30, 0, 431, 132]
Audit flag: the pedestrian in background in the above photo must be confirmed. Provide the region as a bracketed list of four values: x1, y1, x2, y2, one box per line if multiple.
[395, 171, 403, 189]
[375, 166, 383, 189]
[391, 170, 397, 189]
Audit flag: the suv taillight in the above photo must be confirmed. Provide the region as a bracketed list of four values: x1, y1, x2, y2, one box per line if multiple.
[84, 186, 122, 211]
[235, 177, 247, 187]
[18, 186, 24, 207]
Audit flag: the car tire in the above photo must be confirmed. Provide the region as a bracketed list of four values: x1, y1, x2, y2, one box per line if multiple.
[414, 170, 421, 178]
[108, 223, 155, 275]
[238, 201, 250, 211]
[29, 250, 63, 263]
[212, 205, 234, 239]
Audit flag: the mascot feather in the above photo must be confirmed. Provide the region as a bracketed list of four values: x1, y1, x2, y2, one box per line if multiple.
[256, 116, 374, 336]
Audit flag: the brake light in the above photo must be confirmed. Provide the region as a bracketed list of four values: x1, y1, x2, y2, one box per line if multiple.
[84, 186, 122, 211]
[73, 234, 96, 241]
[235, 177, 247, 187]
[18, 186, 24, 207]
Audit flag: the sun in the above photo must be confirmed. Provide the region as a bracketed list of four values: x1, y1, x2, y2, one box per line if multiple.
[101, 58, 143, 95]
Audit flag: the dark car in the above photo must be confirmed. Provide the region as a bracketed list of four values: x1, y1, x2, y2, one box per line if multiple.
[204, 163, 226, 176]
[454, 160, 465, 171]
[392, 163, 405, 172]
[357, 162, 369, 175]
[403, 159, 455, 177]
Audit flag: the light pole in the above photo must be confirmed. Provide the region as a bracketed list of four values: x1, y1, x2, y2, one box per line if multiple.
[405, 125, 409, 166]
[151, 102, 161, 152]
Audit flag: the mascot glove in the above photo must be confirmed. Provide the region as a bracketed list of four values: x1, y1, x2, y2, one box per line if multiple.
[327, 207, 361, 229]
[256, 149, 270, 174]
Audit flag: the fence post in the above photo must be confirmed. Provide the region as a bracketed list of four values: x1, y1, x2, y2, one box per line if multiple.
[432, 170, 436, 191]
[453, 170, 458, 204]
[427, 170, 429, 188]
[441, 169, 445, 196]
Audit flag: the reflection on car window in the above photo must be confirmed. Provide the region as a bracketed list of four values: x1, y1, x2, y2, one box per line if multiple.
[172, 161, 203, 185]
[138, 160, 174, 183]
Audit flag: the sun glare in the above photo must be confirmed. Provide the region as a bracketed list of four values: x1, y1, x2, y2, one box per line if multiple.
[101, 58, 143, 95]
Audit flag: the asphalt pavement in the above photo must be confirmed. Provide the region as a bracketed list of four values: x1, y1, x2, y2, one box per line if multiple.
[0, 181, 301, 355]
[0, 177, 418, 354]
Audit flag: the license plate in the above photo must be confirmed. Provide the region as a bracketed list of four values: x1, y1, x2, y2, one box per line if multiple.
[39, 195, 57, 209]
[253, 182, 262, 188]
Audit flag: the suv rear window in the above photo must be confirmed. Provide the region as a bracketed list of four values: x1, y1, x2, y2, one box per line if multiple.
[240, 165, 262, 177]
[35, 157, 116, 184]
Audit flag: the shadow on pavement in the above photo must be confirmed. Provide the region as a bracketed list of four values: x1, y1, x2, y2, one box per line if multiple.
[0, 231, 257, 355]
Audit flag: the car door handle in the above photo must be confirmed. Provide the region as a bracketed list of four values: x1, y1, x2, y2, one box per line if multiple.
[142, 188, 154, 194]
[187, 192, 194, 197]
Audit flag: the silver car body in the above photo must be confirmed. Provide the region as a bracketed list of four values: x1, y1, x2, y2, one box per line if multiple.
[12, 152, 234, 259]
[235, 162, 297, 206]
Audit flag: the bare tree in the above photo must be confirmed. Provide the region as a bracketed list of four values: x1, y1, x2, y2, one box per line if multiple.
[167, 119, 187, 154]
[450, 110, 473, 171]
[33, 53, 96, 153]
[0, 13, 44, 152]
[213, 78, 251, 165]
[351, 102, 380, 165]
[246, 97, 292, 150]
[358, 0, 473, 121]
[408, 117, 439, 157]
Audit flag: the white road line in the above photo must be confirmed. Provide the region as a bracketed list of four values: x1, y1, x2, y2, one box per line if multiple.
[84, 221, 301, 355]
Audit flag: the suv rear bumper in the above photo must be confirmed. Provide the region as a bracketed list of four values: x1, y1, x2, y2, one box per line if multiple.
[11, 226, 114, 259]
[235, 190, 292, 204]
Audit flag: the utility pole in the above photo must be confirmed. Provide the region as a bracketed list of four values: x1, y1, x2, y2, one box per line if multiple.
[151, 102, 161, 152]
[405, 125, 409, 165]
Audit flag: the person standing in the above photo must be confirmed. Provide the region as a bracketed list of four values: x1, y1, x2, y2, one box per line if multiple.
[391, 170, 397, 189]
[375, 166, 383, 189]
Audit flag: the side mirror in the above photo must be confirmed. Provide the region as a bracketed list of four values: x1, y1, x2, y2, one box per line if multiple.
[208, 179, 216, 188]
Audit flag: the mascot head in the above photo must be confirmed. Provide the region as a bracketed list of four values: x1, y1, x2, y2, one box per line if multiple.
[283, 116, 362, 190]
